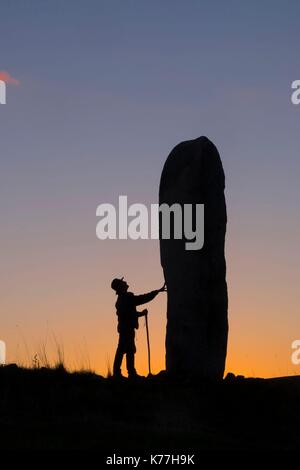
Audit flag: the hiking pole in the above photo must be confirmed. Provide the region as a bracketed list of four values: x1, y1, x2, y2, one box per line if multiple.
[145, 313, 151, 376]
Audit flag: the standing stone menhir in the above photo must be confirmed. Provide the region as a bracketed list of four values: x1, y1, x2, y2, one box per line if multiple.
[159, 136, 228, 381]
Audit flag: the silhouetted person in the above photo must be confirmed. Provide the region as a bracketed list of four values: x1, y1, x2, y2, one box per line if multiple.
[111, 277, 166, 378]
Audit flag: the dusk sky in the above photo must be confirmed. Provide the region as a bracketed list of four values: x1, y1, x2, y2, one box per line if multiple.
[1, 0, 299, 377]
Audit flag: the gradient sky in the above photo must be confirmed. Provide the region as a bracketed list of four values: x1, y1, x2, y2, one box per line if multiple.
[1, 0, 299, 377]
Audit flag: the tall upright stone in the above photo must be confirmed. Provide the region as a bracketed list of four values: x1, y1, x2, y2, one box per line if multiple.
[159, 136, 228, 380]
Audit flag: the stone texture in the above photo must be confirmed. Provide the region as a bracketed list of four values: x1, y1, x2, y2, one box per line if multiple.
[159, 136, 228, 380]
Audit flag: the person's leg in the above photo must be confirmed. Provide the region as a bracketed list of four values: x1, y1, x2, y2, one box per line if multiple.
[126, 351, 137, 377]
[113, 337, 124, 376]
[126, 331, 137, 377]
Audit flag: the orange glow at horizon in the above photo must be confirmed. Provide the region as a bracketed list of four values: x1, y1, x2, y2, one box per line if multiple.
[2, 236, 300, 379]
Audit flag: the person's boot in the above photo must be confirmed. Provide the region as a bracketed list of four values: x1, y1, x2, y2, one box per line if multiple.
[128, 371, 144, 380]
[126, 353, 142, 379]
[112, 372, 126, 380]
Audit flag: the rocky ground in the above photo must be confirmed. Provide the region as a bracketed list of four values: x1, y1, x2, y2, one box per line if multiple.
[0, 364, 299, 451]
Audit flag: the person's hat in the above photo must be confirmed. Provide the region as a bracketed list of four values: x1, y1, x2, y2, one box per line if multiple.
[111, 277, 125, 292]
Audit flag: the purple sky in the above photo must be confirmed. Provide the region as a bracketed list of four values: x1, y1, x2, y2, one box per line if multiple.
[1, 1, 300, 376]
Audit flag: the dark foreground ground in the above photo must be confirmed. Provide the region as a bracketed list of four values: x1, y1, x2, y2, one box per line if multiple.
[0, 365, 299, 451]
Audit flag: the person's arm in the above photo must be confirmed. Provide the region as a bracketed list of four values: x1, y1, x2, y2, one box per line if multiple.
[133, 283, 166, 306]
[133, 291, 158, 306]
